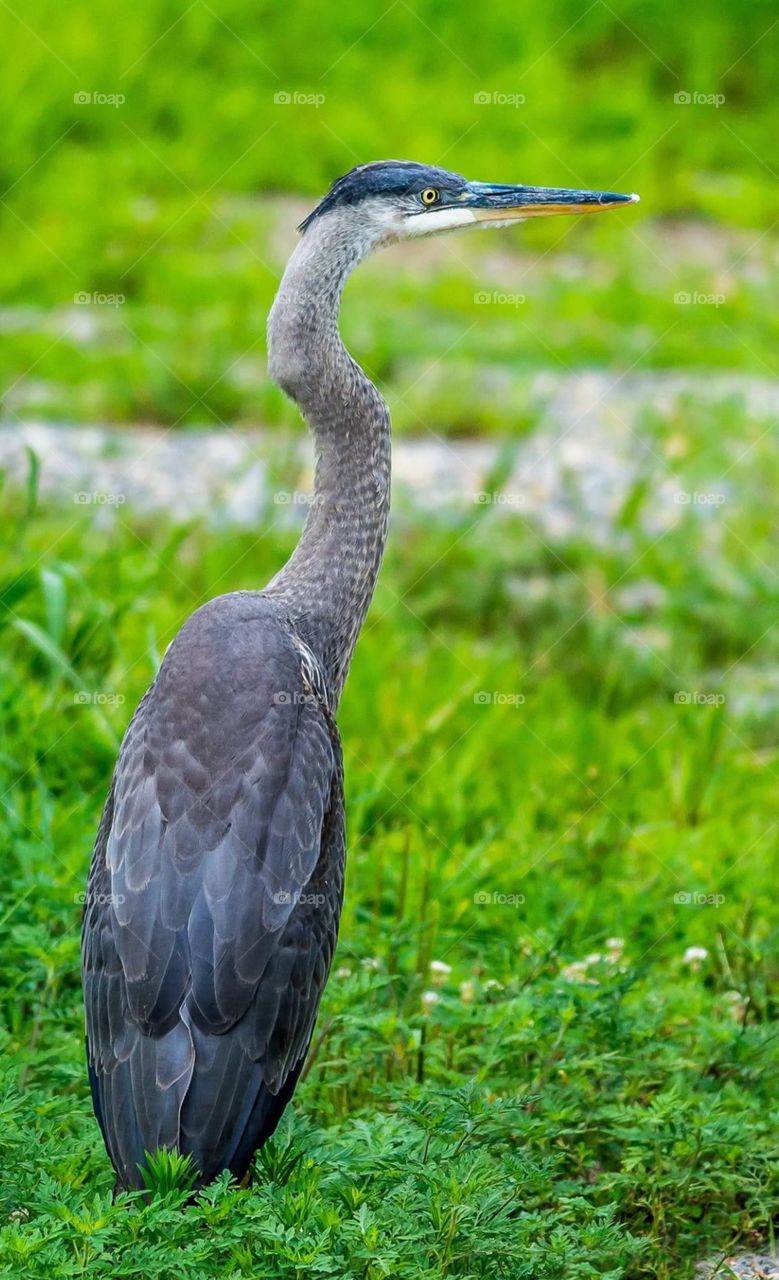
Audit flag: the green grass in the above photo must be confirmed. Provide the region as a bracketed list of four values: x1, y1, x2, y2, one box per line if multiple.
[1, 0, 778, 432]
[2, 0, 777, 245]
[0, 405, 777, 1276]
[1, 2, 777, 1272]
[1, 204, 777, 431]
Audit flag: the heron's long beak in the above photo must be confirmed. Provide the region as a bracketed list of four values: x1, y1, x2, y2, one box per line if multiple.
[460, 182, 640, 222]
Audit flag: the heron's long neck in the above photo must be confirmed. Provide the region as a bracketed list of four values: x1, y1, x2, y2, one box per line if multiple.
[265, 219, 391, 703]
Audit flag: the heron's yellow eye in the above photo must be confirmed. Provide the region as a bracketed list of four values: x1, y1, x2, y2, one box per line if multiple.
[420, 188, 439, 205]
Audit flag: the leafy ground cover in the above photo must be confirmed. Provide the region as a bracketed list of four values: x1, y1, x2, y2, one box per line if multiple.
[0, 410, 777, 1275]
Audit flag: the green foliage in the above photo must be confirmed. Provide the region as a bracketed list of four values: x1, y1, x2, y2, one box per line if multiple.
[0, 0, 777, 427]
[140, 1150, 199, 1200]
[1, 419, 777, 1274]
[1, 0, 776, 239]
[1, 208, 777, 430]
[0, 6, 777, 1266]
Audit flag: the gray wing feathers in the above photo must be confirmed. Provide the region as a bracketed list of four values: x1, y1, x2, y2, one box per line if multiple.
[82, 593, 344, 1185]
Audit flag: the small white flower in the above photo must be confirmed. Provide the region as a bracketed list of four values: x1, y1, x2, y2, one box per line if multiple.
[459, 980, 475, 1004]
[429, 959, 452, 987]
[606, 937, 624, 954]
[722, 990, 748, 1022]
[484, 979, 503, 992]
[335, 967, 352, 980]
[682, 946, 708, 970]
[361, 956, 381, 971]
[561, 961, 598, 985]
[421, 989, 440, 1012]
[585, 952, 604, 966]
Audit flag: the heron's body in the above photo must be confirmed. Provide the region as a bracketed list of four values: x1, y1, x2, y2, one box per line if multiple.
[82, 160, 637, 1190]
[82, 594, 346, 1186]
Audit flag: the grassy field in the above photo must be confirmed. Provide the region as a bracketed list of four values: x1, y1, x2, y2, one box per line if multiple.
[1, 0, 778, 1276]
[2, 204, 778, 432]
[1, 406, 777, 1276]
[2, 0, 777, 244]
[0, 0, 777, 431]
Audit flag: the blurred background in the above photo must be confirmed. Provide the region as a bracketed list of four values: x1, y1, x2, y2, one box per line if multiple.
[0, 0, 777, 427]
[2, 4, 778, 1276]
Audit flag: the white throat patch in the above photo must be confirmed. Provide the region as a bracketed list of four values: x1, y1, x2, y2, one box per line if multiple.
[403, 207, 478, 237]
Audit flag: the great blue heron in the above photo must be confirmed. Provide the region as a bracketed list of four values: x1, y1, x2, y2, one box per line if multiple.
[81, 160, 639, 1191]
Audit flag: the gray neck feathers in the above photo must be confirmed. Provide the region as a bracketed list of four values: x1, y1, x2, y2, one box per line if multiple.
[265, 212, 392, 703]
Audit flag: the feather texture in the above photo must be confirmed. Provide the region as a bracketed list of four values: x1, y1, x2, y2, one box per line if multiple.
[82, 592, 345, 1188]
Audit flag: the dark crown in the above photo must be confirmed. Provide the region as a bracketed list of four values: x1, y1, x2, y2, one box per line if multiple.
[299, 160, 467, 232]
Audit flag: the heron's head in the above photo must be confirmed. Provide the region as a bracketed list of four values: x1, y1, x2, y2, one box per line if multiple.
[299, 160, 639, 248]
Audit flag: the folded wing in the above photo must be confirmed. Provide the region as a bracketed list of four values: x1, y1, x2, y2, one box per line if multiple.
[82, 594, 344, 1188]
